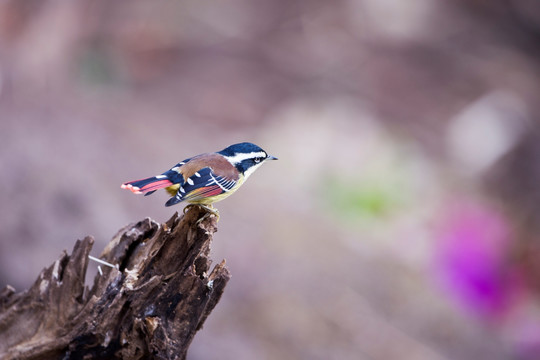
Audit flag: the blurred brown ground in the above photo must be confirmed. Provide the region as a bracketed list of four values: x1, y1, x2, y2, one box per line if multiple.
[1, 1, 540, 359]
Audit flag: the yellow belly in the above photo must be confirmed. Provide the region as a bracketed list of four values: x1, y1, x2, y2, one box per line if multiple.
[188, 190, 237, 205]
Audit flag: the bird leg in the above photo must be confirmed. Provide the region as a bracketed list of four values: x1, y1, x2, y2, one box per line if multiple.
[196, 204, 220, 224]
[183, 204, 220, 224]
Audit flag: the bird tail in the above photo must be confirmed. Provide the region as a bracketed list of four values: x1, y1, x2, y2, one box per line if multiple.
[121, 176, 173, 195]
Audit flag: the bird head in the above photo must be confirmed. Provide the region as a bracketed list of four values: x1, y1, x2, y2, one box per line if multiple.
[219, 142, 278, 178]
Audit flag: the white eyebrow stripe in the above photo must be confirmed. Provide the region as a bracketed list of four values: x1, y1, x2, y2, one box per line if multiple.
[224, 151, 266, 164]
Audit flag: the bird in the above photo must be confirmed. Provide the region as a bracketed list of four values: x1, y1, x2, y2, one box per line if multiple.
[121, 142, 278, 218]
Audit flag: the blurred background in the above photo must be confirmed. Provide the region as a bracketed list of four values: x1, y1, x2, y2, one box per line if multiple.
[1, 1, 540, 359]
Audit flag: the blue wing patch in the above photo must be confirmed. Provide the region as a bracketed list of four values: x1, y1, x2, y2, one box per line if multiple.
[164, 167, 237, 206]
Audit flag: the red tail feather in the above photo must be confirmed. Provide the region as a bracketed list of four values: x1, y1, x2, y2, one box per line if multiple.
[121, 177, 173, 194]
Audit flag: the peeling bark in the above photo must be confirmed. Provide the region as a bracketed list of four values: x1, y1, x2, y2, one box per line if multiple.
[0, 207, 230, 360]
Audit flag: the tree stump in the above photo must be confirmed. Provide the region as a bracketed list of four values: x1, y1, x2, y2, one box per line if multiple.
[0, 206, 230, 360]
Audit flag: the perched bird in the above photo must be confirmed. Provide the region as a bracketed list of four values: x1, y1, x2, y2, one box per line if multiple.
[121, 142, 277, 215]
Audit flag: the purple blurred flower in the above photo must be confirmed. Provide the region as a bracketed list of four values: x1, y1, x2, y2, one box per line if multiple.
[434, 201, 518, 318]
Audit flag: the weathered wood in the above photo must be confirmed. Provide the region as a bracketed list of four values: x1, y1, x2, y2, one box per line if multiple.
[0, 206, 230, 360]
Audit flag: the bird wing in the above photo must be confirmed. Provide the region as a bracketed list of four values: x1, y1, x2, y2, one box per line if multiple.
[165, 167, 238, 206]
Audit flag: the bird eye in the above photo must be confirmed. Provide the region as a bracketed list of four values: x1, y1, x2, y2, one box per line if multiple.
[254, 157, 262, 163]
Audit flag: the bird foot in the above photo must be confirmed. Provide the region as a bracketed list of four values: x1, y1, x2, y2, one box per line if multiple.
[184, 204, 220, 224]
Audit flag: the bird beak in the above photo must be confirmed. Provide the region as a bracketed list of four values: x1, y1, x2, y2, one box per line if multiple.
[267, 155, 278, 160]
